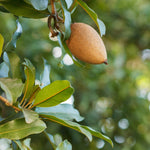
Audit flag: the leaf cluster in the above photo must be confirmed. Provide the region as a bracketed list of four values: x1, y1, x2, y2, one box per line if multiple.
[0, 0, 113, 149]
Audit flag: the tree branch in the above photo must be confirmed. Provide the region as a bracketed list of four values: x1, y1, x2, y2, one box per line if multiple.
[0, 96, 21, 111]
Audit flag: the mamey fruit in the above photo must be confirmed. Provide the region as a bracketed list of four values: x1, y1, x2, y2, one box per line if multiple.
[66, 23, 107, 64]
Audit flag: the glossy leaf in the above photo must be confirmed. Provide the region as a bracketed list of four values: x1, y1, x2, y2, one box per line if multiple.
[6, 51, 22, 79]
[39, 60, 50, 88]
[81, 126, 113, 147]
[56, 140, 72, 150]
[0, 33, 4, 57]
[26, 0, 48, 10]
[7, 19, 22, 50]
[0, 0, 49, 18]
[22, 108, 39, 124]
[36, 104, 84, 122]
[0, 78, 24, 104]
[77, 0, 106, 36]
[32, 80, 74, 107]
[40, 114, 92, 142]
[0, 62, 9, 78]
[60, 0, 71, 40]
[40, 114, 113, 146]
[0, 118, 46, 140]
[22, 59, 35, 100]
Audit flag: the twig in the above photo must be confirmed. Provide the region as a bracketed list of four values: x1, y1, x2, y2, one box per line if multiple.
[0, 96, 21, 111]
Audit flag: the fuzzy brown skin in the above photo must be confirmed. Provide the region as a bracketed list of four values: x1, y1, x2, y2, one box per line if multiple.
[66, 23, 107, 64]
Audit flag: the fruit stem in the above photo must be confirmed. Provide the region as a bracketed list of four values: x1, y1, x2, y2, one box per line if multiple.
[51, 0, 56, 15]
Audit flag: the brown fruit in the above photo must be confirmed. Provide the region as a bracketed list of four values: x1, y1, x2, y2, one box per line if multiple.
[66, 23, 107, 64]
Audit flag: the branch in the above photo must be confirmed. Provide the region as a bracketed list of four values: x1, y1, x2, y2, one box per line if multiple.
[0, 96, 21, 111]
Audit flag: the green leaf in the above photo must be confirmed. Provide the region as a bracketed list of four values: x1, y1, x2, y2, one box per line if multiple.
[0, 78, 24, 104]
[26, 0, 48, 10]
[15, 138, 32, 150]
[22, 108, 39, 124]
[22, 59, 35, 100]
[57, 33, 84, 67]
[32, 80, 74, 107]
[39, 59, 50, 88]
[36, 104, 84, 122]
[81, 126, 113, 147]
[6, 51, 22, 79]
[5, 19, 22, 51]
[0, 0, 49, 18]
[0, 33, 4, 57]
[0, 62, 9, 78]
[60, 0, 71, 40]
[77, 0, 106, 36]
[56, 139, 72, 150]
[40, 114, 92, 142]
[40, 114, 113, 146]
[0, 118, 46, 140]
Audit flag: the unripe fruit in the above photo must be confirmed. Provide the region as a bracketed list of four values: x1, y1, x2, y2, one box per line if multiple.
[66, 23, 107, 64]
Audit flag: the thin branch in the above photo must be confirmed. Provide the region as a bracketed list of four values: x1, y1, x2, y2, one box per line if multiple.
[0, 96, 21, 111]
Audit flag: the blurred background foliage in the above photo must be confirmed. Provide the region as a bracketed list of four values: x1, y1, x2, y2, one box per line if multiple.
[0, 0, 150, 150]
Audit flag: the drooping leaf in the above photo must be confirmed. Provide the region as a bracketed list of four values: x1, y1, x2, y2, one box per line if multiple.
[0, 0, 49, 18]
[26, 0, 48, 10]
[77, 0, 106, 36]
[6, 51, 22, 79]
[32, 80, 74, 107]
[5, 19, 22, 51]
[40, 114, 113, 146]
[81, 126, 113, 147]
[0, 118, 46, 140]
[0, 33, 4, 57]
[15, 138, 32, 150]
[36, 104, 84, 122]
[40, 114, 92, 142]
[56, 139, 72, 150]
[57, 33, 83, 67]
[22, 59, 35, 100]
[60, 0, 71, 40]
[0, 78, 24, 104]
[22, 108, 39, 124]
